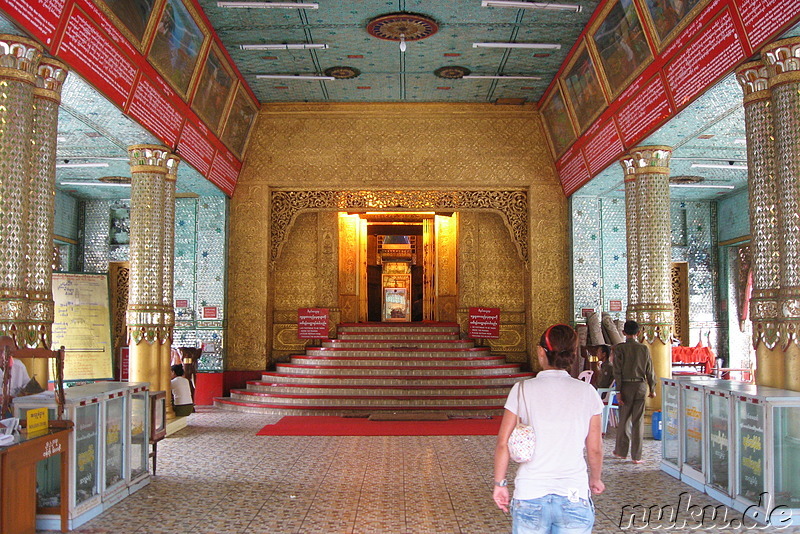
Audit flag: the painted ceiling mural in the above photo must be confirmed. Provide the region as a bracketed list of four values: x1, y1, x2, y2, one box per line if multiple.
[0, 0, 797, 201]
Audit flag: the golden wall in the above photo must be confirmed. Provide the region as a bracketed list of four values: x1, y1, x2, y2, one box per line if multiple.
[458, 212, 527, 363]
[228, 103, 568, 371]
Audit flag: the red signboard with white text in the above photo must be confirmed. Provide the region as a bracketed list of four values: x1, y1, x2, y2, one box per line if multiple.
[0, 0, 259, 197]
[468, 307, 501, 339]
[298, 308, 329, 339]
[542, 0, 800, 196]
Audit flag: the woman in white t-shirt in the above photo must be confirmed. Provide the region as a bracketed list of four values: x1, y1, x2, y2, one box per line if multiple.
[493, 324, 605, 533]
[170, 364, 194, 417]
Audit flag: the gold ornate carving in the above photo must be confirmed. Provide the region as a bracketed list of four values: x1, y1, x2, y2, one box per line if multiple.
[0, 35, 41, 83]
[271, 189, 528, 265]
[228, 103, 561, 370]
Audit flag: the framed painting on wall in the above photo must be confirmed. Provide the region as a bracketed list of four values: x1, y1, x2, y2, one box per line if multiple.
[191, 43, 235, 134]
[562, 42, 608, 134]
[147, 0, 208, 99]
[590, 0, 653, 98]
[642, 0, 708, 49]
[221, 84, 259, 159]
[94, 0, 160, 49]
[540, 84, 577, 158]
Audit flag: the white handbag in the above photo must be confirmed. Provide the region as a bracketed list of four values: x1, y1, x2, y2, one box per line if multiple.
[507, 381, 536, 463]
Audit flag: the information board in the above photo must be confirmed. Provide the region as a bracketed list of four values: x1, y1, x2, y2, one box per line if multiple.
[468, 307, 501, 339]
[52, 273, 114, 381]
[298, 308, 329, 339]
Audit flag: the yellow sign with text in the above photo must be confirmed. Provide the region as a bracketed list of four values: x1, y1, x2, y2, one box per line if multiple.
[27, 407, 48, 435]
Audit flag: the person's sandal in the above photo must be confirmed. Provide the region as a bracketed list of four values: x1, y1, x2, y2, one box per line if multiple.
[632, 459, 644, 464]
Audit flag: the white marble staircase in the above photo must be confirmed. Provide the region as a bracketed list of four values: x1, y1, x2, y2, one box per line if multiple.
[214, 322, 532, 416]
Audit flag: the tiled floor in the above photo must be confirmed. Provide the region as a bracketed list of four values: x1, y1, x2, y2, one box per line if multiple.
[44, 407, 800, 534]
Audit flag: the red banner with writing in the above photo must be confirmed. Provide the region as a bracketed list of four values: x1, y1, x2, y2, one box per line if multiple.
[298, 308, 329, 339]
[468, 307, 501, 339]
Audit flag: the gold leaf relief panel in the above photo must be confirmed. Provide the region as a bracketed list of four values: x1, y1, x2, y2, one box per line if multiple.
[274, 212, 319, 310]
[476, 212, 526, 312]
[244, 104, 551, 189]
[228, 184, 271, 370]
[317, 212, 338, 307]
[529, 184, 570, 339]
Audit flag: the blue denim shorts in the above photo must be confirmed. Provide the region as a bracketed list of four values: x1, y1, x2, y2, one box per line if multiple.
[511, 493, 595, 534]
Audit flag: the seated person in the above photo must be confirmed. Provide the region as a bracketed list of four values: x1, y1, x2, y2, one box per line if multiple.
[170, 364, 194, 417]
[596, 345, 614, 389]
[0, 356, 31, 397]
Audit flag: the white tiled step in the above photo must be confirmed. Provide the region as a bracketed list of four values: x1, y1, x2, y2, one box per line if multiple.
[322, 340, 475, 349]
[275, 363, 521, 376]
[229, 390, 507, 407]
[291, 356, 508, 367]
[260, 372, 532, 386]
[305, 348, 489, 358]
[213, 398, 504, 417]
[246, 382, 515, 396]
[337, 323, 459, 335]
[337, 332, 461, 340]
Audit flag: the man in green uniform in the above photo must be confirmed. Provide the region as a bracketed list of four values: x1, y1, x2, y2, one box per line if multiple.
[612, 320, 656, 463]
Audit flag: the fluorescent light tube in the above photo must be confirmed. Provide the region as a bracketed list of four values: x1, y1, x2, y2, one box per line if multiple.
[55, 162, 110, 168]
[256, 74, 336, 80]
[669, 184, 735, 189]
[690, 163, 748, 170]
[463, 75, 542, 80]
[218, 2, 318, 8]
[481, 1, 582, 12]
[240, 43, 328, 50]
[60, 181, 130, 187]
[473, 42, 561, 50]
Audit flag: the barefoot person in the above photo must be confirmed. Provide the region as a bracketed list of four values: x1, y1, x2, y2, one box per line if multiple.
[493, 324, 605, 533]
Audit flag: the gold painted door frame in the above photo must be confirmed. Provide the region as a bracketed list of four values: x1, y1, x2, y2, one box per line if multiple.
[671, 262, 689, 345]
[353, 215, 441, 323]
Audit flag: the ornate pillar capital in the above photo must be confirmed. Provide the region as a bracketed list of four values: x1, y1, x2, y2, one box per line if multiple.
[762, 36, 800, 88]
[128, 144, 172, 175]
[736, 60, 770, 104]
[34, 57, 68, 103]
[165, 153, 180, 182]
[0, 35, 42, 84]
[625, 146, 673, 175]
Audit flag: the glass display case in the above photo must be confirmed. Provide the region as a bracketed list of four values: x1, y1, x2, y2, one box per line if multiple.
[680, 380, 706, 490]
[661, 378, 682, 477]
[12, 382, 151, 530]
[731, 386, 800, 527]
[703, 381, 754, 507]
[130, 389, 150, 487]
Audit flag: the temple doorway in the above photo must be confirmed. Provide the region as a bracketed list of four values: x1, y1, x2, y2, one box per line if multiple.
[339, 212, 457, 323]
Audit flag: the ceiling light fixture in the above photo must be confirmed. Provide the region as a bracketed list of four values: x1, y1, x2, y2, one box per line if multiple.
[55, 162, 110, 168]
[463, 75, 543, 80]
[59, 181, 130, 187]
[399, 33, 407, 53]
[481, 1, 582, 12]
[669, 184, 735, 189]
[256, 74, 336, 80]
[472, 42, 561, 50]
[217, 2, 318, 9]
[240, 43, 328, 50]
[690, 163, 748, 170]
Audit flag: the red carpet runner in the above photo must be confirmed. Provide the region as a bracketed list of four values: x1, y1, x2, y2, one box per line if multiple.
[257, 415, 503, 436]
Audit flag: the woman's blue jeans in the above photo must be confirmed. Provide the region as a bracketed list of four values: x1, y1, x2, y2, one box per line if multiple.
[511, 494, 594, 534]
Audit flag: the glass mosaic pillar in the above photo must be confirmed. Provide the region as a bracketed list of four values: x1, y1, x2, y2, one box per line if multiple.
[159, 155, 179, 403]
[763, 37, 800, 392]
[620, 147, 673, 404]
[127, 145, 169, 407]
[25, 58, 68, 349]
[0, 36, 41, 345]
[736, 59, 783, 389]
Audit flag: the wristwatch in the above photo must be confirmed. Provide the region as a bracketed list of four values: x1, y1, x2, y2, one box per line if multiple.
[495, 479, 507, 487]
